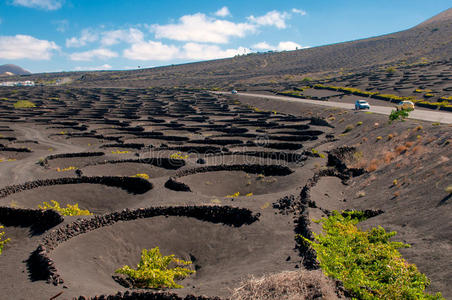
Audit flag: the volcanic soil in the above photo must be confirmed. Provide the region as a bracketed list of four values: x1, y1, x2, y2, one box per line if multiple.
[0, 87, 331, 299]
[0, 87, 450, 299]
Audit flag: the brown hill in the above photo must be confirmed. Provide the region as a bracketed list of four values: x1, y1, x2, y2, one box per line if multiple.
[70, 7, 452, 89]
[0, 64, 31, 76]
[8, 7, 452, 90]
[0, 72, 14, 77]
[417, 7, 452, 26]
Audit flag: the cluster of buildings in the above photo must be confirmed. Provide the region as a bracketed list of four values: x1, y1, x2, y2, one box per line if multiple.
[0, 81, 35, 87]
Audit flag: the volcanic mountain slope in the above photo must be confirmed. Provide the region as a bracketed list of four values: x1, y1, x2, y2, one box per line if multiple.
[418, 6, 452, 26]
[14, 7, 451, 89]
[0, 64, 31, 76]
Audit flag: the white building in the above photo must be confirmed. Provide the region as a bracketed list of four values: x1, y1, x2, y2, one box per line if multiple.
[0, 81, 35, 87]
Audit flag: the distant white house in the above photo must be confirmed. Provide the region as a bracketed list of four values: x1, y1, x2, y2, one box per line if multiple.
[0, 80, 35, 87]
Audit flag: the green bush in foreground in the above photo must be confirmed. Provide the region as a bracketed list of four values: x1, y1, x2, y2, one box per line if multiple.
[302, 211, 443, 299]
[0, 226, 10, 254]
[38, 200, 92, 216]
[389, 109, 411, 121]
[115, 247, 195, 289]
[13, 100, 36, 109]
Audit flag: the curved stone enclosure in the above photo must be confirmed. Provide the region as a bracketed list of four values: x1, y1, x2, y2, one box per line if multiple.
[88, 158, 186, 170]
[100, 143, 145, 150]
[75, 291, 221, 300]
[0, 146, 32, 153]
[0, 176, 153, 199]
[164, 164, 294, 192]
[0, 207, 63, 234]
[39, 152, 105, 167]
[174, 164, 293, 177]
[28, 206, 259, 285]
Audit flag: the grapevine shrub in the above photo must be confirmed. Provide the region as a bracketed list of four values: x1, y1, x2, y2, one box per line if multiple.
[14, 100, 36, 109]
[38, 200, 92, 216]
[170, 152, 188, 160]
[115, 247, 195, 289]
[302, 211, 443, 299]
[0, 226, 10, 254]
[389, 109, 410, 121]
[132, 173, 150, 180]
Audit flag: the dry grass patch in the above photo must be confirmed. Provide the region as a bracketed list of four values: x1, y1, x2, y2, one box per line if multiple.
[231, 270, 340, 300]
[395, 145, 408, 155]
[384, 151, 396, 163]
[405, 141, 414, 148]
[367, 160, 379, 172]
[411, 145, 426, 155]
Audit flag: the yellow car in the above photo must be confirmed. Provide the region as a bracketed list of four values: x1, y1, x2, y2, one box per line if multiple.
[396, 101, 415, 111]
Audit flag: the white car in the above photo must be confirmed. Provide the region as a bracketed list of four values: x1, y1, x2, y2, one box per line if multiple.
[231, 90, 238, 94]
[395, 101, 415, 111]
[355, 100, 370, 110]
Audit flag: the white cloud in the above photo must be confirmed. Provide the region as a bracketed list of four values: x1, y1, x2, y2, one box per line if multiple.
[253, 41, 305, 51]
[215, 6, 231, 17]
[248, 10, 290, 29]
[69, 48, 118, 61]
[123, 40, 251, 61]
[277, 41, 304, 51]
[292, 8, 307, 16]
[66, 29, 98, 48]
[182, 43, 250, 60]
[101, 28, 144, 46]
[66, 28, 144, 48]
[123, 41, 180, 61]
[53, 19, 68, 33]
[74, 64, 112, 71]
[152, 13, 255, 44]
[0, 34, 59, 59]
[12, 0, 63, 10]
[253, 42, 272, 50]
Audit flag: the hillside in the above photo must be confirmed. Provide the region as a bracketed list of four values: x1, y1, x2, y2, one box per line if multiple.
[417, 7, 452, 26]
[0, 64, 31, 76]
[239, 94, 452, 298]
[12, 7, 450, 90]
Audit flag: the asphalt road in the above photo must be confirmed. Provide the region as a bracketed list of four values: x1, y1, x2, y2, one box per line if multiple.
[216, 92, 452, 124]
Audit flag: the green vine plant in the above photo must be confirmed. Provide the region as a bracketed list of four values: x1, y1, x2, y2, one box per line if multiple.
[389, 109, 411, 122]
[0, 226, 10, 254]
[38, 200, 92, 216]
[169, 152, 189, 160]
[115, 247, 195, 289]
[301, 211, 443, 299]
[131, 173, 150, 180]
[13, 100, 36, 109]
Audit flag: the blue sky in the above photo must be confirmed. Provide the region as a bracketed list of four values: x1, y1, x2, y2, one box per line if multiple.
[0, 0, 450, 73]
